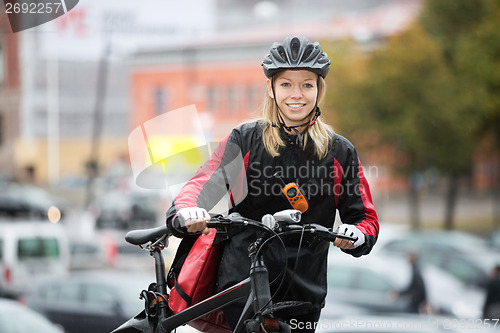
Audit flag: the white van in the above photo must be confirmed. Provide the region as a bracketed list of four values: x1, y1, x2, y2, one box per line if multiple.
[0, 220, 70, 298]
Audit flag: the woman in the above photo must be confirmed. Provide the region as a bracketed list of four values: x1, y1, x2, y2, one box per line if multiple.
[166, 36, 379, 332]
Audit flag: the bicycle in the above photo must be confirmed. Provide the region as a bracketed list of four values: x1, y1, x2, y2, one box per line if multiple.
[111, 209, 357, 333]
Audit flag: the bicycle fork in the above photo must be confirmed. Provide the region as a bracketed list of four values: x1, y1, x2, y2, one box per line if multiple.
[235, 239, 288, 333]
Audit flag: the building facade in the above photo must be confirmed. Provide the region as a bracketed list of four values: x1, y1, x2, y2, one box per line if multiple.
[130, 0, 422, 137]
[0, 7, 21, 179]
[128, 0, 422, 196]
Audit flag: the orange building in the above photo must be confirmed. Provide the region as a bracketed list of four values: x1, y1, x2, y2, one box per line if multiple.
[130, 41, 271, 141]
[128, 1, 447, 195]
[129, 0, 422, 140]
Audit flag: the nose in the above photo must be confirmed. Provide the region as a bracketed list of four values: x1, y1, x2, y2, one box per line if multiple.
[291, 86, 303, 99]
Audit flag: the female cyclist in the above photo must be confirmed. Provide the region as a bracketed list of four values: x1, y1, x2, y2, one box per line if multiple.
[166, 36, 379, 332]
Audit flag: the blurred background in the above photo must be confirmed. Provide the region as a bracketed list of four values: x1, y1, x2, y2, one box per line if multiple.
[1, 0, 500, 332]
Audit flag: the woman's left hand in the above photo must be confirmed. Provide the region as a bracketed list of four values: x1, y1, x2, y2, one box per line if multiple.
[334, 224, 365, 249]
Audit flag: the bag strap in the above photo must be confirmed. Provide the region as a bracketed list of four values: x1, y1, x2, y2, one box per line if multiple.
[166, 233, 205, 307]
[173, 273, 193, 306]
[167, 234, 199, 289]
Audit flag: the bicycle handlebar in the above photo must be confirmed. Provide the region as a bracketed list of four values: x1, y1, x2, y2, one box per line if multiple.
[117, 211, 359, 333]
[206, 214, 358, 243]
[125, 212, 358, 246]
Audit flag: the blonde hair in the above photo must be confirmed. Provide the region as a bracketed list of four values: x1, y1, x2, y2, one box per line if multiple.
[261, 76, 333, 159]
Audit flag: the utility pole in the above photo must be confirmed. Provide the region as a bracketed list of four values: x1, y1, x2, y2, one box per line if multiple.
[47, 56, 59, 186]
[85, 37, 111, 208]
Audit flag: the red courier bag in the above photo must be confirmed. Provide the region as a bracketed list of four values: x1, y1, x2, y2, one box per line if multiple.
[167, 228, 231, 333]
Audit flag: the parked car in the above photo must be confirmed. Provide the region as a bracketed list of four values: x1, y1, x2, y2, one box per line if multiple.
[113, 230, 180, 272]
[114, 235, 154, 271]
[0, 221, 70, 298]
[325, 252, 484, 319]
[69, 227, 178, 272]
[0, 183, 64, 222]
[0, 298, 64, 333]
[23, 270, 153, 333]
[68, 235, 117, 270]
[377, 229, 500, 289]
[487, 229, 500, 250]
[93, 191, 160, 230]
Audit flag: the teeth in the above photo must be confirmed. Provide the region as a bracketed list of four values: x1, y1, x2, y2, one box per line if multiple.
[288, 104, 304, 108]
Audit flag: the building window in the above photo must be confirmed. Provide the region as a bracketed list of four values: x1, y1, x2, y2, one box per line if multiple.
[0, 113, 4, 146]
[153, 87, 168, 114]
[0, 43, 4, 86]
[227, 86, 238, 113]
[207, 86, 218, 111]
[247, 85, 263, 112]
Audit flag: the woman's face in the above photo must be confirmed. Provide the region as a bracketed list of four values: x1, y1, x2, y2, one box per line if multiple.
[267, 69, 318, 128]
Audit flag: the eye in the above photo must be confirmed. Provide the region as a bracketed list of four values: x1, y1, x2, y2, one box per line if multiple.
[281, 82, 291, 87]
[304, 83, 314, 88]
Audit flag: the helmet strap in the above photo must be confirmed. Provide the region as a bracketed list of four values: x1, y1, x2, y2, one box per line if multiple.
[309, 77, 322, 126]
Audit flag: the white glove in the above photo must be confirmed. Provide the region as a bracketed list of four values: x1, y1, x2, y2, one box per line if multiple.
[336, 224, 365, 248]
[174, 207, 209, 228]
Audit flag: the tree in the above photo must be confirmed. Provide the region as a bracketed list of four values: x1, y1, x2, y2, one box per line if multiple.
[324, 23, 481, 229]
[455, 1, 500, 224]
[419, 0, 490, 64]
[421, 0, 500, 226]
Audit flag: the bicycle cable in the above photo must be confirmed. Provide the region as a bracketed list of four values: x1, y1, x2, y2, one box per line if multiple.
[141, 289, 164, 318]
[253, 225, 350, 319]
[248, 220, 288, 315]
[279, 226, 306, 300]
[253, 227, 306, 318]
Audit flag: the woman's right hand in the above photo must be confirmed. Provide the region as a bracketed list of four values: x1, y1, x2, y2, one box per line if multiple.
[174, 207, 210, 234]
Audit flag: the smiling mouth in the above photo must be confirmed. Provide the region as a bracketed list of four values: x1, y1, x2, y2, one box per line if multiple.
[287, 103, 306, 110]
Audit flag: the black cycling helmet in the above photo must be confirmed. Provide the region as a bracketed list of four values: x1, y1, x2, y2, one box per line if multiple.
[262, 36, 331, 78]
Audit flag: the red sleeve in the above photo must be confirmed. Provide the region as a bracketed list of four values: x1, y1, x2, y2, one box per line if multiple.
[166, 132, 248, 234]
[336, 149, 379, 257]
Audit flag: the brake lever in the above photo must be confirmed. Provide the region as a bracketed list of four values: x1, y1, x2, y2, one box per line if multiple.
[206, 215, 253, 230]
[304, 224, 358, 242]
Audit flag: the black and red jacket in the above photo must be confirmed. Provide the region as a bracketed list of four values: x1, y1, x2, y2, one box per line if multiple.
[166, 120, 379, 311]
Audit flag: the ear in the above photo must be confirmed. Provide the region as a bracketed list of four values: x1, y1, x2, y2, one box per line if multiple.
[266, 78, 274, 99]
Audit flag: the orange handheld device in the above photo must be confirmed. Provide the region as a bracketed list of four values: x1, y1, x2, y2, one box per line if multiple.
[274, 173, 309, 213]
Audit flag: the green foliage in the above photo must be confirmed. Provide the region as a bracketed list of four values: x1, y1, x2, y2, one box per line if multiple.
[325, 25, 481, 175]
[322, 0, 500, 229]
[455, 2, 500, 145]
[323, 0, 499, 176]
[419, 0, 500, 145]
[322, 39, 369, 139]
[419, 0, 490, 62]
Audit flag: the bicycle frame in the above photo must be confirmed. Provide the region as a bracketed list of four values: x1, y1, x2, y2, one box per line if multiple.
[112, 212, 357, 333]
[160, 277, 251, 332]
[113, 235, 279, 333]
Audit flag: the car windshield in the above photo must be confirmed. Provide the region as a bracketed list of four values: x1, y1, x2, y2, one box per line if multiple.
[0, 309, 61, 333]
[18, 237, 60, 259]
